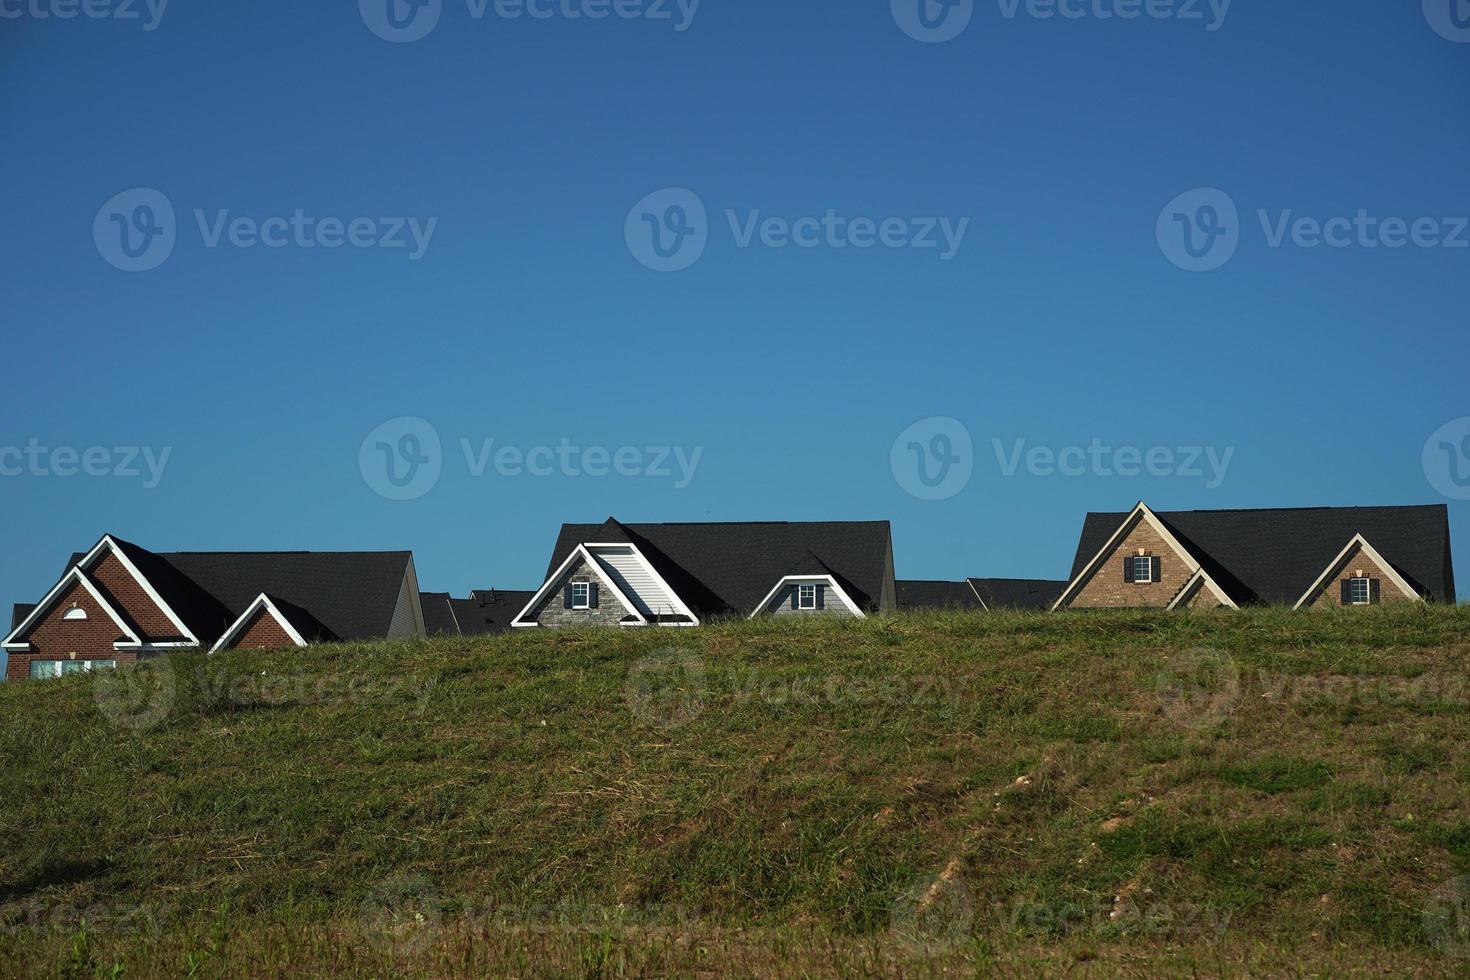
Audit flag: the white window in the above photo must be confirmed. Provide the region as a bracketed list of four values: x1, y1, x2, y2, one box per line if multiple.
[63, 607, 88, 621]
[798, 584, 818, 610]
[571, 582, 591, 610]
[27, 659, 113, 680]
[1128, 556, 1156, 584]
[30, 661, 61, 679]
[1346, 578, 1372, 606]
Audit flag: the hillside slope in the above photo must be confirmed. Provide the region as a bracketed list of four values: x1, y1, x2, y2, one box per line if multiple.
[3, 608, 1470, 977]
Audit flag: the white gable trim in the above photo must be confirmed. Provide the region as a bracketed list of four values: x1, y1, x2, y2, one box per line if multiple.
[2, 567, 144, 652]
[1291, 534, 1424, 610]
[584, 542, 700, 626]
[512, 544, 648, 628]
[749, 575, 867, 619]
[1166, 568, 1240, 610]
[210, 594, 309, 653]
[1051, 502, 1203, 611]
[964, 580, 992, 612]
[78, 535, 200, 644]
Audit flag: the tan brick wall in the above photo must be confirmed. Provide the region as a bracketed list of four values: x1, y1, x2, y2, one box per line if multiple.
[527, 557, 630, 627]
[1310, 543, 1419, 608]
[88, 551, 181, 639]
[226, 608, 298, 651]
[1067, 519, 1192, 609]
[5, 578, 141, 680]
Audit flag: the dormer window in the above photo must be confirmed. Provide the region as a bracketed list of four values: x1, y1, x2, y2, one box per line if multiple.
[1124, 555, 1160, 584]
[1344, 577, 1377, 606]
[63, 607, 88, 621]
[798, 584, 818, 610]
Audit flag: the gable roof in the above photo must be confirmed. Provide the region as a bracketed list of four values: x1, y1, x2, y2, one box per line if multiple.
[422, 590, 536, 636]
[1067, 504, 1454, 605]
[896, 580, 984, 610]
[542, 520, 893, 618]
[63, 543, 416, 643]
[968, 578, 1069, 611]
[3, 566, 147, 651]
[211, 593, 337, 652]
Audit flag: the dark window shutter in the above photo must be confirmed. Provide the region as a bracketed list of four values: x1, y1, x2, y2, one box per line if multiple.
[1370, 579, 1381, 605]
[790, 588, 799, 610]
[1123, 557, 1135, 583]
[816, 585, 826, 610]
[1340, 580, 1351, 605]
[589, 583, 599, 608]
[564, 584, 574, 609]
[1150, 556, 1161, 583]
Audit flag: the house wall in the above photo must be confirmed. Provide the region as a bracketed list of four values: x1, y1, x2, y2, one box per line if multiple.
[526, 556, 628, 627]
[1309, 544, 1418, 608]
[1066, 519, 1193, 609]
[88, 550, 180, 639]
[227, 609, 298, 650]
[387, 561, 426, 640]
[4, 579, 140, 680]
[762, 582, 857, 618]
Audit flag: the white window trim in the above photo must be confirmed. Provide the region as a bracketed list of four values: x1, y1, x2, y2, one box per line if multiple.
[1345, 577, 1373, 606]
[2, 567, 145, 652]
[1291, 534, 1423, 609]
[30, 658, 117, 679]
[210, 594, 310, 654]
[1166, 568, 1240, 611]
[1128, 555, 1156, 584]
[750, 575, 866, 619]
[571, 581, 592, 610]
[63, 607, 89, 621]
[797, 583, 818, 610]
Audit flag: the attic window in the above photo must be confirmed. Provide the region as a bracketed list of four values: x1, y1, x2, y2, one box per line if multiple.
[571, 582, 591, 610]
[63, 607, 88, 621]
[798, 584, 818, 610]
[1344, 577, 1375, 606]
[1125, 555, 1160, 584]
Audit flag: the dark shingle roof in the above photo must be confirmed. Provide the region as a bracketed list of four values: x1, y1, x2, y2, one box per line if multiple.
[12, 603, 35, 631]
[68, 541, 414, 643]
[896, 580, 982, 610]
[968, 579, 1068, 610]
[544, 519, 893, 617]
[262, 594, 338, 644]
[420, 593, 459, 636]
[451, 590, 535, 636]
[1068, 505, 1455, 605]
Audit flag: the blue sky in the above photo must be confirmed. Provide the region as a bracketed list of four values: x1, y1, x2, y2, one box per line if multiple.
[1, 0, 1467, 669]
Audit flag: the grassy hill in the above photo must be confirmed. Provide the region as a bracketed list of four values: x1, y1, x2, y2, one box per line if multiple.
[3, 608, 1470, 977]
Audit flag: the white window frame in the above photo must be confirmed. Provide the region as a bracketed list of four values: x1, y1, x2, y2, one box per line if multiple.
[571, 582, 591, 610]
[797, 584, 818, 610]
[63, 607, 88, 621]
[1129, 555, 1155, 584]
[1346, 577, 1372, 606]
[30, 659, 114, 679]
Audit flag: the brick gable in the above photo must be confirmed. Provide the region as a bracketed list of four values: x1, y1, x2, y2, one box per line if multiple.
[223, 607, 298, 651]
[87, 550, 183, 640]
[1308, 542, 1419, 608]
[4, 579, 139, 680]
[1067, 519, 1193, 609]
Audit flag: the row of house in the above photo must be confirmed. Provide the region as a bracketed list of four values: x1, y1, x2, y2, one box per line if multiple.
[3, 502, 1456, 681]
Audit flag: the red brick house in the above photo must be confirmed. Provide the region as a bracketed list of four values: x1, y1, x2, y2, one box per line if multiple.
[3, 535, 426, 681]
[1052, 502, 1456, 610]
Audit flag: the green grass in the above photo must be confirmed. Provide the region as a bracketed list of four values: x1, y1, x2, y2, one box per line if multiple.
[2, 605, 1470, 977]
